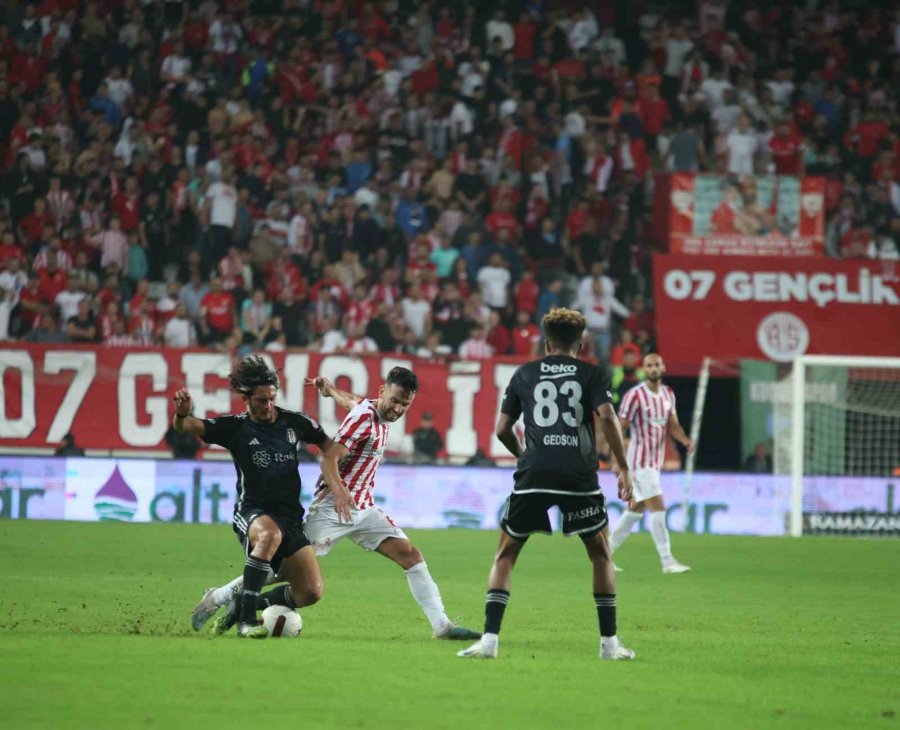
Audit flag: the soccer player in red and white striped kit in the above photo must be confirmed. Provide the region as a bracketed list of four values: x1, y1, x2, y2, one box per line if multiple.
[195, 366, 481, 641]
[608, 353, 693, 573]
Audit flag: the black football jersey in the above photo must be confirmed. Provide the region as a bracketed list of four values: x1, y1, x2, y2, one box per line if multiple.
[500, 355, 613, 493]
[201, 408, 327, 515]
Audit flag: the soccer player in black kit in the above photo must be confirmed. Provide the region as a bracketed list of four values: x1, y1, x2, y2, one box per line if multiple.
[458, 308, 636, 660]
[172, 355, 352, 638]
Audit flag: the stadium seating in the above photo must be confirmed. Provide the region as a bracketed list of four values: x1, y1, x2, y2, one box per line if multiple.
[0, 1, 896, 361]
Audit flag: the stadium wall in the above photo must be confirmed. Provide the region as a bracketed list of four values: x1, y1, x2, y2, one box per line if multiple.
[0, 345, 532, 459]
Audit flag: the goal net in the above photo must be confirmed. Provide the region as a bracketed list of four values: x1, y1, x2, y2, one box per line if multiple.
[773, 356, 900, 536]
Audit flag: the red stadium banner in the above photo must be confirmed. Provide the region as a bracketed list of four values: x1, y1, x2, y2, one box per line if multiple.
[668, 173, 825, 257]
[653, 254, 900, 366]
[0, 347, 531, 458]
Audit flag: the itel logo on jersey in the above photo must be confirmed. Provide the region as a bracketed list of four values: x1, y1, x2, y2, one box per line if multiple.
[541, 362, 577, 374]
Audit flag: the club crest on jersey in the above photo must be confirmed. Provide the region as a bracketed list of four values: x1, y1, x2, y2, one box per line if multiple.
[252, 451, 271, 468]
[287, 428, 297, 444]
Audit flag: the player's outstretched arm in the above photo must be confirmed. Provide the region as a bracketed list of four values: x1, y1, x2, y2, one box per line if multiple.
[668, 412, 694, 453]
[306, 376, 364, 413]
[596, 403, 633, 501]
[172, 388, 206, 436]
[319, 439, 353, 523]
[495, 412, 523, 459]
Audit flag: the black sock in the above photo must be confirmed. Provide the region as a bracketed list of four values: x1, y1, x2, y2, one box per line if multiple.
[255, 585, 295, 611]
[484, 589, 510, 635]
[594, 593, 616, 637]
[240, 556, 270, 624]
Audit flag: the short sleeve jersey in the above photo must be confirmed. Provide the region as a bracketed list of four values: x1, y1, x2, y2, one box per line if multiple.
[201, 408, 327, 515]
[501, 355, 613, 493]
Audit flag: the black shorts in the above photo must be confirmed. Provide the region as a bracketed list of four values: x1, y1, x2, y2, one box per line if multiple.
[501, 491, 608, 541]
[232, 507, 310, 574]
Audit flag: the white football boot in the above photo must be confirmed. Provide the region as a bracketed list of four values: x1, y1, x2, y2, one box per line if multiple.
[662, 561, 691, 574]
[457, 636, 498, 658]
[600, 637, 636, 660]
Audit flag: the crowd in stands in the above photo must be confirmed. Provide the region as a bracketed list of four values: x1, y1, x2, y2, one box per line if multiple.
[0, 0, 897, 365]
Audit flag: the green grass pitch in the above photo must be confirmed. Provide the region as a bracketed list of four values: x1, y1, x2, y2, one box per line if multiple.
[1, 521, 898, 729]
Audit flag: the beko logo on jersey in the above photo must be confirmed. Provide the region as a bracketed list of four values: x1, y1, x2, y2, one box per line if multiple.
[541, 362, 577, 374]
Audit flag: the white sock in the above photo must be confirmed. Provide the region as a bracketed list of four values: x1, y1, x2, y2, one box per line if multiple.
[481, 632, 498, 648]
[649, 511, 673, 565]
[404, 562, 451, 634]
[609, 511, 643, 551]
[212, 568, 276, 606]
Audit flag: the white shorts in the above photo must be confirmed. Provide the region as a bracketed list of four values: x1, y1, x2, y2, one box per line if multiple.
[630, 468, 663, 503]
[304, 495, 408, 556]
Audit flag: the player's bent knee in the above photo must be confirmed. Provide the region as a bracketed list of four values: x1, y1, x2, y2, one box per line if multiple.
[254, 528, 283, 553]
[305, 579, 324, 605]
[406, 544, 424, 566]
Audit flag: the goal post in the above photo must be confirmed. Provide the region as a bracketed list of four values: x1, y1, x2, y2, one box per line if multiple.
[682, 356, 711, 531]
[778, 355, 900, 537]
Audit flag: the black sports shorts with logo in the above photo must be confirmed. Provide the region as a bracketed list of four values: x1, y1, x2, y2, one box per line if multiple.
[232, 505, 310, 573]
[500, 490, 608, 540]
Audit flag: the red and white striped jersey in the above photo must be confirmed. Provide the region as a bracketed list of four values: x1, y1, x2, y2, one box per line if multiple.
[323, 399, 388, 509]
[619, 382, 677, 471]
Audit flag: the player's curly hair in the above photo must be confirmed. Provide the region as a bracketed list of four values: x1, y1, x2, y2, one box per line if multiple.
[229, 354, 280, 395]
[541, 307, 587, 352]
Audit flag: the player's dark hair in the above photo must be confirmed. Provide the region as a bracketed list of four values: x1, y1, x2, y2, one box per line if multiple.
[542, 307, 587, 353]
[229, 355, 280, 395]
[385, 366, 418, 393]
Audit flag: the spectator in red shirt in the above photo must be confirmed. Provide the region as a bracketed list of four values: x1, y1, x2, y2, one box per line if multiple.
[18, 198, 52, 246]
[486, 310, 511, 355]
[564, 199, 591, 243]
[406, 242, 438, 285]
[37, 253, 67, 303]
[344, 283, 375, 333]
[513, 269, 539, 315]
[0, 231, 25, 268]
[844, 111, 890, 164]
[639, 84, 670, 141]
[97, 300, 125, 342]
[513, 11, 538, 61]
[128, 300, 158, 346]
[94, 273, 124, 315]
[511, 309, 540, 356]
[623, 295, 655, 350]
[769, 122, 805, 175]
[16, 274, 44, 335]
[266, 247, 305, 302]
[110, 176, 142, 232]
[609, 329, 643, 367]
[199, 277, 236, 344]
[840, 221, 873, 258]
[129, 278, 151, 315]
[484, 200, 520, 241]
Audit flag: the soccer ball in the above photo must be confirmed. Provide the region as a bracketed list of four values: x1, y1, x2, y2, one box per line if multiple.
[260, 606, 303, 637]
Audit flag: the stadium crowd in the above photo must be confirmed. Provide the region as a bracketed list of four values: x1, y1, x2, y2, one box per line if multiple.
[0, 0, 897, 365]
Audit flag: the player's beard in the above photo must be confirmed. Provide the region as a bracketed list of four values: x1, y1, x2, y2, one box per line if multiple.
[376, 404, 402, 422]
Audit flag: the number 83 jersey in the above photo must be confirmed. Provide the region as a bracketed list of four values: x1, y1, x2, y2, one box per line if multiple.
[500, 355, 613, 494]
